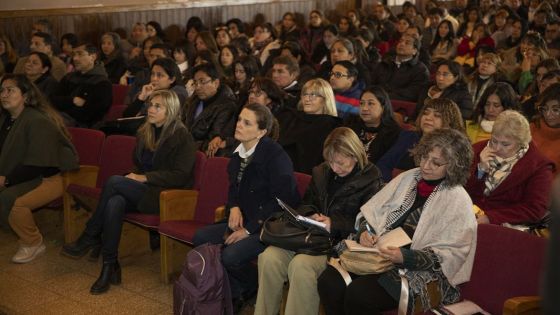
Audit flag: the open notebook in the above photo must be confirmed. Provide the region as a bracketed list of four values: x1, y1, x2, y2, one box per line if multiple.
[276, 198, 328, 232]
[344, 227, 412, 253]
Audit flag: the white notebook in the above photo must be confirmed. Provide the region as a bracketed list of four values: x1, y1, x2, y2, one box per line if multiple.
[344, 227, 412, 253]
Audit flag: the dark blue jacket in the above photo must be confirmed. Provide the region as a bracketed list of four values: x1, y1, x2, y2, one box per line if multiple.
[376, 130, 420, 182]
[226, 137, 300, 234]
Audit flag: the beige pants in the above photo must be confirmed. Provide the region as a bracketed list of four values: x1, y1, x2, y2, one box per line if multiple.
[254, 246, 327, 315]
[8, 175, 63, 246]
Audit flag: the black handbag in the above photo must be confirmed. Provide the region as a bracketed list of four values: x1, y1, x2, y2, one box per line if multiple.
[260, 212, 332, 256]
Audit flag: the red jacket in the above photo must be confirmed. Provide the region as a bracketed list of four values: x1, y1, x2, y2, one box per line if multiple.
[466, 140, 555, 225]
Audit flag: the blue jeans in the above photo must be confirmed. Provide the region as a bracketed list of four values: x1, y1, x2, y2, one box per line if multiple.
[85, 175, 148, 262]
[193, 222, 266, 298]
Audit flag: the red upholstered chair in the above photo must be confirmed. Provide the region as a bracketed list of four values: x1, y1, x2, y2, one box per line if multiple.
[111, 84, 129, 106]
[380, 224, 547, 315]
[158, 156, 230, 282]
[63, 135, 137, 243]
[391, 99, 417, 122]
[67, 127, 105, 166]
[123, 151, 208, 230]
[294, 172, 312, 198]
[103, 105, 128, 122]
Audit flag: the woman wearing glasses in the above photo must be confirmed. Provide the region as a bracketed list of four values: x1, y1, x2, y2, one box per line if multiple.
[416, 60, 472, 120]
[318, 128, 477, 315]
[277, 78, 341, 174]
[466, 110, 554, 225]
[62, 89, 196, 294]
[530, 83, 560, 176]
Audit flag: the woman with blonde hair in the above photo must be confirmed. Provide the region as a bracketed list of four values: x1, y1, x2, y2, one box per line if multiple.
[466, 110, 555, 225]
[255, 127, 384, 315]
[277, 78, 342, 174]
[62, 89, 196, 294]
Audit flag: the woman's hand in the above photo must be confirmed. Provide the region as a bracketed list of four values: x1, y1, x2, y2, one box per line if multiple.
[479, 145, 496, 172]
[521, 49, 532, 72]
[228, 207, 243, 231]
[224, 228, 249, 245]
[314, 214, 331, 233]
[119, 71, 131, 85]
[206, 136, 225, 158]
[428, 86, 442, 99]
[379, 246, 404, 264]
[130, 47, 142, 59]
[476, 214, 490, 224]
[359, 231, 378, 248]
[138, 84, 155, 101]
[125, 173, 148, 183]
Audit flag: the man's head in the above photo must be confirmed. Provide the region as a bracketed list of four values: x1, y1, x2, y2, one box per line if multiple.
[396, 35, 419, 59]
[271, 55, 299, 89]
[31, 19, 52, 36]
[30, 32, 53, 55]
[192, 63, 221, 100]
[405, 25, 423, 41]
[545, 20, 560, 43]
[373, 4, 388, 21]
[329, 61, 358, 93]
[147, 43, 171, 66]
[72, 43, 98, 73]
[428, 8, 444, 27]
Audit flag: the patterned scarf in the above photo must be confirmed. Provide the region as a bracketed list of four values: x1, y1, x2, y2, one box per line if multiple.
[483, 145, 529, 196]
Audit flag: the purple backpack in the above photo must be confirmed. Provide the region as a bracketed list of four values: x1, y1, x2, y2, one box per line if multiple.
[173, 243, 233, 315]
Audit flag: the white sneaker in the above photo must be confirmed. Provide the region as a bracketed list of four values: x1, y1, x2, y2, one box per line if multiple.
[12, 243, 46, 264]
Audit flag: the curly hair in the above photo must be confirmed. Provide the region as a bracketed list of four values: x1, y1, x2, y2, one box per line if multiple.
[411, 128, 473, 186]
[415, 98, 465, 133]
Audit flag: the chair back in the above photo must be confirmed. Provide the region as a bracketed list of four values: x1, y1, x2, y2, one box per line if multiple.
[193, 151, 207, 191]
[391, 99, 416, 121]
[112, 84, 129, 106]
[294, 172, 312, 199]
[96, 135, 137, 187]
[104, 105, 128, 121]
[67, 127, 105, 166]
[460, 224, 547, 315]
[194, 157, 230, 223]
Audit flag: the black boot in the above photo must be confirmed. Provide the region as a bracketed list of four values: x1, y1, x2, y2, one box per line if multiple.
[87, 244, 101, 262]
[90, 261, 121, 295]
[61, 232, 101, 259]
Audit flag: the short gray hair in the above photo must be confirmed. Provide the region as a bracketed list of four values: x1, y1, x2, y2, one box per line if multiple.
[492, 110, 531, 147]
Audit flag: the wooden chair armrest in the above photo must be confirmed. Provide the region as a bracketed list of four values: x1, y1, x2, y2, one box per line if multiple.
[160, 189, 198, 222]
[62, 165, 99, 189]
[503, 296, 541, 315]
[215, 206, 226, 222]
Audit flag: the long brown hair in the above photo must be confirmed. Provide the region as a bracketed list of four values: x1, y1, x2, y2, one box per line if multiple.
[1, 74, 70, 140]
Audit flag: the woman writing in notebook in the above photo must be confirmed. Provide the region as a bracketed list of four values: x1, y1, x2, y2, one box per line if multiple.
[318, 129, 477, 315]
[254, 127, 384, 315]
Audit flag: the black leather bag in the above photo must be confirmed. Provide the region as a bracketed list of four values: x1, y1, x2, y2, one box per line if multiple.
[260, 212, 332, 256]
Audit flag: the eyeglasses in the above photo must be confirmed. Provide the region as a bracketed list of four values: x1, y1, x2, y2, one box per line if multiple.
[302, 92, 324, 99]
[537, 106, 560, 116]
[329, 72, 349, 79]
[192, 79, 213, 87]
[420, 155, 448, 168]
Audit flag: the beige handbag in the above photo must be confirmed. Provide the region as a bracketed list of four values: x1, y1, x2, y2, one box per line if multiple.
[338, 249, 394, 275]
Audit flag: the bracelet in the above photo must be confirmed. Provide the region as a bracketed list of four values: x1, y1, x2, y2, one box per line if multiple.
[245, 229, 250, 235]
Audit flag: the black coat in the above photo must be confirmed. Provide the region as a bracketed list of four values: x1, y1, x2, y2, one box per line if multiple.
[184, 84, 237, 150]
[344, 117, 402, 163]
[226, 137, 300, 234]
[133, 122, 196, 214]
[34, 73, 59, 102]
[297, 162, 384, 241]
[416, 82, 474, 120]
[51, 63, 112, 126]
[371, 55, 429, 102]
[277, 108, 342, 174]
[102, 53, 127, 84]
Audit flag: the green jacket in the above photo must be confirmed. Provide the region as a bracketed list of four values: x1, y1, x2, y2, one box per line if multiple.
[0, 107, 78, 226]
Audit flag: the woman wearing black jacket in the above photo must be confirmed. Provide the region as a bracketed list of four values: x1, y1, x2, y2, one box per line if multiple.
[344, 86, 401, 164]
[255, 127, 384, 315]
[100, 32, 127, 84]
[62, 89, 196, 295]
[416, 60, 473, 120]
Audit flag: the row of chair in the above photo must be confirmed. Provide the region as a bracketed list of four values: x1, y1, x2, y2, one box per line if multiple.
[62, 128, 546, 315]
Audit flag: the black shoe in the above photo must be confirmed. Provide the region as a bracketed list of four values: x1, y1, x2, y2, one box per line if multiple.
[90, 261, 121, 295]
[61, 233, 100, 259]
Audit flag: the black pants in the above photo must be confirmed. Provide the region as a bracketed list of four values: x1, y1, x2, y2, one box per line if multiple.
[318, 265, 398, 315]
[84, 175, 148, 262]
